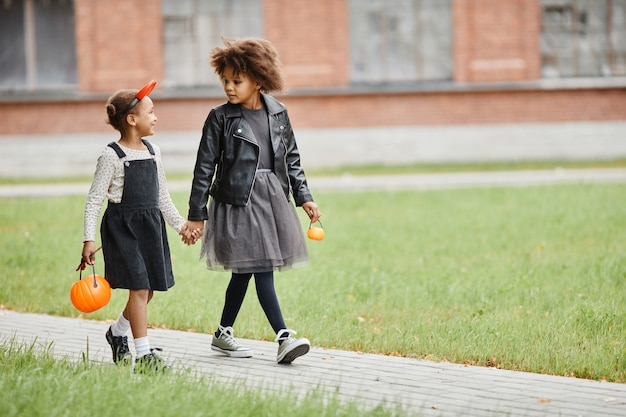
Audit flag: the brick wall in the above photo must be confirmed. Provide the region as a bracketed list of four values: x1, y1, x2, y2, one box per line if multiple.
[453, 0, 542, 82]
[74, 0, 163, 93]
[0, 0, 623, 136]
[281, 89, 626, 127]
[1, 88, 623, 135]
[264, 0, 351, 89]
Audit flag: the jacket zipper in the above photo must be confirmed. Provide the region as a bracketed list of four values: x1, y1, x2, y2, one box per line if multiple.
[233, 132, 260, 206]
[279, 125, 292, 196]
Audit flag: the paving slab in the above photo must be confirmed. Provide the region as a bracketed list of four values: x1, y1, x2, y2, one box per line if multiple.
[2, 309, 625, 417]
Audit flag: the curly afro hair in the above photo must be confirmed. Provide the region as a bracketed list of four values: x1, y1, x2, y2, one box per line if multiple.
[209, 37, 285, 93]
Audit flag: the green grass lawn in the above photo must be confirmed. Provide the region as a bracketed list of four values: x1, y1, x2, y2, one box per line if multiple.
[0, 182, 625, 384]
[0, 341, 403, 417]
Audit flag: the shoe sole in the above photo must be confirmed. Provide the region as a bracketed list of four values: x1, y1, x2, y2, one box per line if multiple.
[277, 339, 310, 364]
[211, 344, 253, 358]
[134, 362, 170, 374]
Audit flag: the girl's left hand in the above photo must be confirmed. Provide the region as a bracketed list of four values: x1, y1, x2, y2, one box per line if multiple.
[181, 220, 204, 245]
[302, 201, 321, 223]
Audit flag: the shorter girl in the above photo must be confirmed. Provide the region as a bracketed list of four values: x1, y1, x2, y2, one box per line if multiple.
[81, 81, 191, 372]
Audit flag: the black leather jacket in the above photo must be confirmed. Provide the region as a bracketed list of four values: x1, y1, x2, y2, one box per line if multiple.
[188, 94, 313, 221]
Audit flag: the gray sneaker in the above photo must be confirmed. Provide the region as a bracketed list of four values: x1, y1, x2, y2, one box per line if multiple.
[276, 328, 310, 364]
[211, 325, 253, 358]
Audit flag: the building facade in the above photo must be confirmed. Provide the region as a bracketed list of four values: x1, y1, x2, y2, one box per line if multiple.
[0, 0, 625, 135]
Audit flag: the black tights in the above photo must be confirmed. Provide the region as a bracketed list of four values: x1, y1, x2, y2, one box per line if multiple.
[217, 271, 286, 335]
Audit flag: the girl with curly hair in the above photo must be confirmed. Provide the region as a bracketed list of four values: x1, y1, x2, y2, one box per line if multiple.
[185, 37, 321, 364]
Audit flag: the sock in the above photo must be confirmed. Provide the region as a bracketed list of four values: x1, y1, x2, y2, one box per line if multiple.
[276, 330, 290, 345]
[110, 312, 130, 337]
[214, 324, 227, 339]
[134, 336, 151, 357]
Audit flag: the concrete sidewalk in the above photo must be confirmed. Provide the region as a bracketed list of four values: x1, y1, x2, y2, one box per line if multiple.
[0, 121, 625, 179]
[1, 168, 626, 198]
[1, 120, 626, 197]
[1, 309, 625, 417]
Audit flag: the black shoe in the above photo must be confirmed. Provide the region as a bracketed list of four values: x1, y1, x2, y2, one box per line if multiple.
[105, 326, 131, 365]
[134, 348, 170, 374]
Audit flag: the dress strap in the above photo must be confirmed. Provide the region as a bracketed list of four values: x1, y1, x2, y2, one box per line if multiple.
[107, 142, 126, 158]
[108, 141, 155, 158]
[142, 139, 156, 155]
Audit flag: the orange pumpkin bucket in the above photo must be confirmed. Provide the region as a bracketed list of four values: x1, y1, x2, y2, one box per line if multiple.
[71, 262, 111, 313]
[307, 219, 325, 241]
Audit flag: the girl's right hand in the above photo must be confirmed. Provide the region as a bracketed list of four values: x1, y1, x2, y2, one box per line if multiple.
[181, 220, 204, 245]
[82, 241, 96, 266]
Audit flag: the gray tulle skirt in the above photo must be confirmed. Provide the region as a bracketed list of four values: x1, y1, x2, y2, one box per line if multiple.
[200, 170, 309, 273]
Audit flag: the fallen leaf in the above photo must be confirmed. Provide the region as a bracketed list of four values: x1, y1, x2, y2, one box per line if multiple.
[486, 357, 497, 367]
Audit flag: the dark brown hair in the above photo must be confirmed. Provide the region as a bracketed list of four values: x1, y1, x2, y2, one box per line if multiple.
[105, 89, 138, 132]
[209, 37, 285, 93]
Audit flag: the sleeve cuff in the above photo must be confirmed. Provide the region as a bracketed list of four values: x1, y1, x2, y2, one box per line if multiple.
[188, 208, 208, 221]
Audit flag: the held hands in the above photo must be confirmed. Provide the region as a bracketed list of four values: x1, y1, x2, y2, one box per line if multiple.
[179, 205, 319, 246]
[181, 220, 204, 245]
[302, 201, 321, 223]
[79, 222, 201, 272]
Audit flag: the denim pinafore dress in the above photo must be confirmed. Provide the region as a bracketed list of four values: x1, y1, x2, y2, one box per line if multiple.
[100, 140, 174, 291]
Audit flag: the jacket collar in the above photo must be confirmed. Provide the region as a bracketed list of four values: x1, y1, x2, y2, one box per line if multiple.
[223, 93, 286, 118]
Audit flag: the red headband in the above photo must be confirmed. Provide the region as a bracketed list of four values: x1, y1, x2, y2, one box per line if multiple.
[120, 80, 157, 117]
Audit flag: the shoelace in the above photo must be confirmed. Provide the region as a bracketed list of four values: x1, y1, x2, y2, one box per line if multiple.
[139, 347, 164, 360]
[275, 328, 297, 342]
[218, 325, 238, 346]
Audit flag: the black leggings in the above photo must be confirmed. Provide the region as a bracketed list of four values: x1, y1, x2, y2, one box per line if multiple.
[218, 271, 286, 334]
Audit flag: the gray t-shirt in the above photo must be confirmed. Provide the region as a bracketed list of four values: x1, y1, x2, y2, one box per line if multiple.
[242, 106, 273, 170]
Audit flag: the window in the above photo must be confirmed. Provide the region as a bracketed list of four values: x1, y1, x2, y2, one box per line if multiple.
[348, 0, 452, 84]
[0, 0, 77, 90]
[541, 0, 626, 77]
[161, 0, 264, 88]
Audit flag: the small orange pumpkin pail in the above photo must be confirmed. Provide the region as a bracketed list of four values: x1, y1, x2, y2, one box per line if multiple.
[71, 263, 111, 313]
[307, 220, 325, 241]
